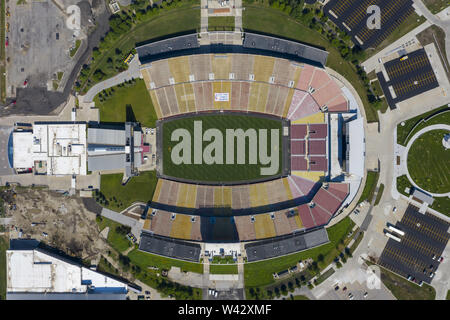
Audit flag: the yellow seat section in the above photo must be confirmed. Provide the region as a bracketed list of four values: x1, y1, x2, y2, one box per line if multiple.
[152, 180, 163, 202]
[223, 187, 232, 208]
[292, 112, 325, 124]
[294, 214, 303, 229]
[214, 186, 223, 207]
[220, 81, 232, 110]
[143, 219, 151, 230]
[168, 56, 190, 83]
[249, 184, 259, 208]
[170, 214, 192, 240]
[248, 82, 260, 112]
[292, 64, 302, 88]
[212, 82, 222, 110]
[174, 84, 188, 114]
[253, 56, 275, 82]
[186, 185, 198, 208]
[292, 171, 323, 183]
[256, 183, 269, 206]
[254, 214, 276, 239]
[183, 83, 197, 112]
[212, 55, 231, 80]
[282, 178, 293, 200]
[257, 83, 269, 113]
[282, 88, 295, 118]
[176, 183, 189, 208]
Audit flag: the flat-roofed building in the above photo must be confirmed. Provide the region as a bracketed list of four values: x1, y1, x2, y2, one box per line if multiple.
[6, 240, 129, 300]
[12, 122, 87, 175]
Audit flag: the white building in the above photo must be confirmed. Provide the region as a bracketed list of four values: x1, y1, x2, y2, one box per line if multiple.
[12, 123, 87, 176]
[6, 240, 129, 300]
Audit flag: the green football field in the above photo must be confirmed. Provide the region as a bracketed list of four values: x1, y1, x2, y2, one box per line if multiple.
[162, 114, 283, 182]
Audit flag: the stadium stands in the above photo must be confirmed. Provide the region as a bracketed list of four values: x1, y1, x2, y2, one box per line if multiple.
[139, 45, 353, 245]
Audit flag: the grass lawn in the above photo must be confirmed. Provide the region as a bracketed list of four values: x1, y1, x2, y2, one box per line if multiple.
[94, 79, 158, 128]
[374, 183, 385, 206]
[314, 267, 335, 286]
[379, 265, 436, 300]
[447, 290, 450, 300]
[81, 2, 200, 94]
[162, 114, 282, 182]
[209, 264, 239, 274]
[396, 175, 411, 197]
[128, 248, 203, 274]
[70, 39, 81, 58]
[244, 217, 354, 287]
[97, 255, 121, 277]
[96, 216, 132, 253]
[0, 236, 8, 300]
[208, 16, 235, 30]
[396, 105, 449, 146]
[242, 4, 379, 123]
[431, 196, 450, 216]
[357, 171, 379, 204]
[423, 0, 450, 14]
[99, 171, 158, 211]
[407, 130, 450, 194]
[292, 295, 310, 300]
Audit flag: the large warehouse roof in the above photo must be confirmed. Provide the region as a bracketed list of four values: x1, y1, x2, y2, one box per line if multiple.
[6, 247, 128, 296]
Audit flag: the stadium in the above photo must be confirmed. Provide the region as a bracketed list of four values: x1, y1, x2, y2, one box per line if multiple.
[136, 32, 366, 262]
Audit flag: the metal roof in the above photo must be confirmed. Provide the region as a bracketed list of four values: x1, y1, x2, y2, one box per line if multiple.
[245, 228, 329, 262]
[243, 33, 329, 66]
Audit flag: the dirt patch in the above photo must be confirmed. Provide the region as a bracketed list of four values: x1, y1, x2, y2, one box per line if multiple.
[5, 187, 109, 261]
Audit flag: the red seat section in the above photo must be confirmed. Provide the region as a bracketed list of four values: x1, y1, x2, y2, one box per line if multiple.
[291, 140, 306, 155]
[291, 124, 307, 139]
[296, 64, 315, 91]
[310, 205, 332, 226]
[309, 156, 328, 171]
[314, 188, 342, 215]
[291, 156, 308, 171]
[308, 140, 326, 156]
[327, 94, 348, 112]
[309, 124, 327, 139]
[328, 183, 350, 201]
[298, 205, 316, 229]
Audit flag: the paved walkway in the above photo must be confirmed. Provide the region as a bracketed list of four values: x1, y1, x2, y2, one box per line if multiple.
[101, 207, 143, 240]
[403, 124, 450, 197]
[81, 56, 142, 103]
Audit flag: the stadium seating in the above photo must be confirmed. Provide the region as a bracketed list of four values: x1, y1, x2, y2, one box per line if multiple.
[254, 214, 277, 239]
[234, 215, 256, 241]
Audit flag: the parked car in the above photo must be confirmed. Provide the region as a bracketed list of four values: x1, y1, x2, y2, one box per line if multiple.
[363, 292, 368, 298]
[438, 256, 444, 263]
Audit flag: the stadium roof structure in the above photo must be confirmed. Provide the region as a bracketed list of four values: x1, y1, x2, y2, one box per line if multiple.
[139, 232, 202, 262]
[242, 33, 328, 66]
[245, 228, 329, 262]
[136, 32, 328, 66]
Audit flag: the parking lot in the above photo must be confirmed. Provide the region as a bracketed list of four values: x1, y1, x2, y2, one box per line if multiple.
[377, 48, 439, 108]
[378, 205, 450, 285]
[324, 0, 414, 49]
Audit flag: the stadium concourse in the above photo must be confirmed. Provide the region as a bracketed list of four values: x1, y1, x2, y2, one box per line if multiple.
[135, 33, 365, 261]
